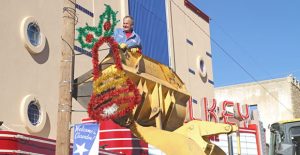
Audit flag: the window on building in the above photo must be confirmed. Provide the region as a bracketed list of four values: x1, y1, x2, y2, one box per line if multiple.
[249, 104, 258, 120]
[20, 94, 47, 133]
[27, 23, 41, 46]
[21, 17, 47, 54]
[249, 104, 258, 111]
[27, 101, 41, 126]
[199, 59, 205, 73]
[196, 56, 207, 79]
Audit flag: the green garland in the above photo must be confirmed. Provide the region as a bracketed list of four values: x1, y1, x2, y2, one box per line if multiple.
[76, 4, 119, 49]
[100, 4, 119, 37]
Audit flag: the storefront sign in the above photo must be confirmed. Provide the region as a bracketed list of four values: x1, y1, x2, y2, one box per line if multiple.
[190, 97, 250, 128]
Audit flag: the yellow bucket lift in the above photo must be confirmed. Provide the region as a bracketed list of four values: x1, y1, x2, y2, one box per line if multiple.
[74, 49, 239, 155]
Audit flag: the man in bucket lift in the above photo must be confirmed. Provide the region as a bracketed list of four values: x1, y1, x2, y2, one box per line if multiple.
[113, 16, 142, 54]
[113, 15, 143, 74]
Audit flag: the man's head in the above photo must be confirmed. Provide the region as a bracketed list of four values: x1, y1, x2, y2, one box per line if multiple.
[123, 16, 134, 33]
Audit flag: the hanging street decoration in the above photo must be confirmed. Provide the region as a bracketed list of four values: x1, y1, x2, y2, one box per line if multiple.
[76, 5, 141, 121]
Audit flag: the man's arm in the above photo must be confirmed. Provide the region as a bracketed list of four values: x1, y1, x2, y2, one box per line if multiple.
[113, 28, 126, 44]
[112, 28, 120, 41]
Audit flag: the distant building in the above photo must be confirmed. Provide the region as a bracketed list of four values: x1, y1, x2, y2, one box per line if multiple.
[215, 75, 300, 143]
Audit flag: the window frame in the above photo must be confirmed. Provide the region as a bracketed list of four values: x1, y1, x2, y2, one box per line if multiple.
[20, 16, 46, 54]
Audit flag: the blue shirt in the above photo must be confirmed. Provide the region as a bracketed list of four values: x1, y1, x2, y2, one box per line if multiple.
[113, 28, 142, 48]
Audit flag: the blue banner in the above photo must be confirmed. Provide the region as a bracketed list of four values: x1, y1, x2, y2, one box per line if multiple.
[73, 123, 99, 155]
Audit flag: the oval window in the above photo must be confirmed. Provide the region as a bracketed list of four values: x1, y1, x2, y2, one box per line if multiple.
[196, 56, 207, 78]
[20, 95, 47, 133]
[20, 16, 46, 54]
[27, 101, 41, 126]
[27, 23, 41, 46]
[199, 59, 205, 73]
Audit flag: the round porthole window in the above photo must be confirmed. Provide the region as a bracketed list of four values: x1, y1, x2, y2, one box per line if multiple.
[20, 16, 46, 54]
[27, 23, 41, 46]
[20, 95, 47, 133]
[28, 101, 41, 126]
[199, 59, 205, 73]
[196, 56, 207, 78]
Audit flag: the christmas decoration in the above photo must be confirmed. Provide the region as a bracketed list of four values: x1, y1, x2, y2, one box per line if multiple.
[76, 5, 141, 121]
[76, 4, 119, 49]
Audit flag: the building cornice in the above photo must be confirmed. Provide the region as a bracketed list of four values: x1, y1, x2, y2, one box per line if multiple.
[216, 76, 293, 90]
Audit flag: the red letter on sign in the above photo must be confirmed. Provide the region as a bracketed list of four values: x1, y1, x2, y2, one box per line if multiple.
[203, 98, 218, 122]
[234, 103, 249, 120]
[222, 101, 235, 125]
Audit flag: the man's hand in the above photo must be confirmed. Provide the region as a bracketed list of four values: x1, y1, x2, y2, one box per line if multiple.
[119, 43, 128, 50]
[130, 48, 139, 54]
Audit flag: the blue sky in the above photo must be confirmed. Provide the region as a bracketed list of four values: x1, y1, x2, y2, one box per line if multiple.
[191, 0, 300, 87]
